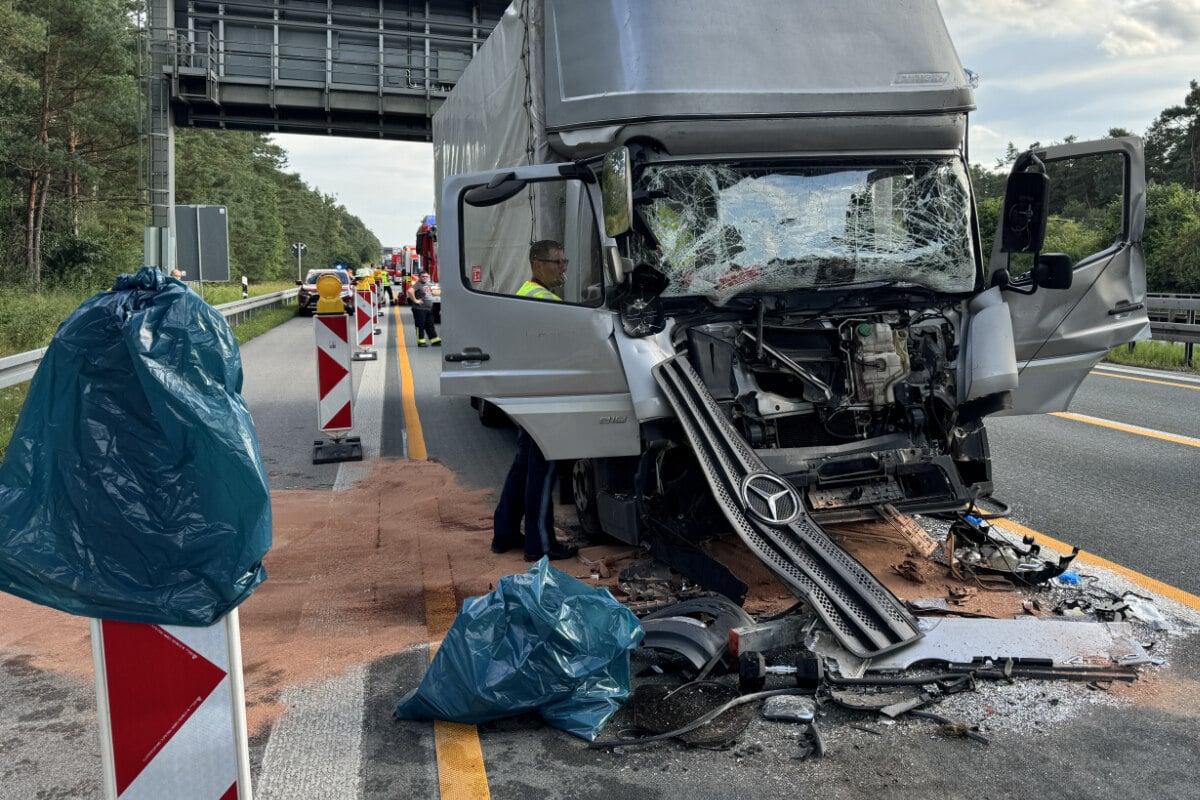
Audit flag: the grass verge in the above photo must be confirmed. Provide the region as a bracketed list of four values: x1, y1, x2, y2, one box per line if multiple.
[0, 281, 296, 359]
[1103, 340, 1199, 374]
[0, 303, 297, 463]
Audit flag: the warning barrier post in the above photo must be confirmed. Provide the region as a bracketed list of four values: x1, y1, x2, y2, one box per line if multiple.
[352, 277, 377, 361]
[311, 273, 363, 463]
[92, 611, 252, 800]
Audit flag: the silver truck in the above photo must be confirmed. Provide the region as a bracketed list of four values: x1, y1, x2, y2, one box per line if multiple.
[435, 0, 1149, 656]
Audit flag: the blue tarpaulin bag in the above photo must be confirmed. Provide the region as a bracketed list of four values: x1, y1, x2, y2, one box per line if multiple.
[0, 267, 271, 625]
[395, 558, 643, 741]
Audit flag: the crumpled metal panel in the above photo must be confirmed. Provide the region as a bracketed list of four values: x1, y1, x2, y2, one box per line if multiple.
[810, 617, 1150, 679]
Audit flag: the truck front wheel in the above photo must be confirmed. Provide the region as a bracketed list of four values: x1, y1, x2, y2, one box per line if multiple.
[572, 458, 603, 537]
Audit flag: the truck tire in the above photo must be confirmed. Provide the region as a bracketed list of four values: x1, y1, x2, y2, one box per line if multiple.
[572, 458, 603, 537]
[476, 398, 507, 428]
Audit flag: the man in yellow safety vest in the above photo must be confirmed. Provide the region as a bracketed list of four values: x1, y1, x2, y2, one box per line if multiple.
[515, 239, 568, 302]
[491, 240, 578, 563]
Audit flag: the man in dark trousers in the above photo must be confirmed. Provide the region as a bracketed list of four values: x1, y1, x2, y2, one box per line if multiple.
[491, 240, 577, 562]
[406, 271, 440, 346]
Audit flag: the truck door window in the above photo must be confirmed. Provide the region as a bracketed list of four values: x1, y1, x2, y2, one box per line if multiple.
[1003, 151, 1127, 278]
[460, 177, 604, 307]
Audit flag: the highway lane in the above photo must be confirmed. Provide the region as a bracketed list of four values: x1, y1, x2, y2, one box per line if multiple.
[987, 364, 1200, 596]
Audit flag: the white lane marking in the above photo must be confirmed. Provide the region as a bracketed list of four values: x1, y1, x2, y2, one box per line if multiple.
[335, 316, 386, 491]
[1093, 363, 1200, 386]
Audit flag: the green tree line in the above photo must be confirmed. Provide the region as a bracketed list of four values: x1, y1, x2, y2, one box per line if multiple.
[971, 79, 1200, 294]
[0, 0, 379, 294]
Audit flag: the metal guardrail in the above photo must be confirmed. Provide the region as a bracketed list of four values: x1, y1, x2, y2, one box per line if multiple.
[1144, 293, 1199, 366]
[0, 288, 299, 390]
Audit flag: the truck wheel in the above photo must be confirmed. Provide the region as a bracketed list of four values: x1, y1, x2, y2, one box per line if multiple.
[572, 459, 603, 537]
[476, 398, 507, 428]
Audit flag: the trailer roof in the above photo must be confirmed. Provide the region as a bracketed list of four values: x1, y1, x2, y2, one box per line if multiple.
[543, 0, 975, 131]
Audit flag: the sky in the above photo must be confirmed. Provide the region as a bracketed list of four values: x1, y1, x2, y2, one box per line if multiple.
[272, 0, 1200, 247]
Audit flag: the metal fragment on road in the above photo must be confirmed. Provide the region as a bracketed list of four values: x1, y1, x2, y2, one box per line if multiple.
[810, 618, 1150, 676]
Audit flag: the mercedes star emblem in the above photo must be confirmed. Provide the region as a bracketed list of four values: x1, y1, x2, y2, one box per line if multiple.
[739, 472, 801, 526]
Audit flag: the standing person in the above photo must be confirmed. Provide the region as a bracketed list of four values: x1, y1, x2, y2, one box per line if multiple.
[406, 271, 440, 347]
[380, 267, 394, 305]
[491, 240, 578, 562]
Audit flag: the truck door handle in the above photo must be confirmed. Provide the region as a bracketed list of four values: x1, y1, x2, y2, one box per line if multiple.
[445, 347, 490, 363]
[1107, 302, 1144, 316]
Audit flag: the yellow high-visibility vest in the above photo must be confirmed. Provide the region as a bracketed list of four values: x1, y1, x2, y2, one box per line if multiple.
[517, 280, 561, 301]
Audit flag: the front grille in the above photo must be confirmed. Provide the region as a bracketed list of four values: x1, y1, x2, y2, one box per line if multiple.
[653, 355, 921, 658]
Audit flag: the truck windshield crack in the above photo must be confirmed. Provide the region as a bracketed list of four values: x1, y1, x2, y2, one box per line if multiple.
[632, 160, 977, 305]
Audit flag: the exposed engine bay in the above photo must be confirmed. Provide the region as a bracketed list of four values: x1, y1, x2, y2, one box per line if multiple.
[671, 304, 990, 524]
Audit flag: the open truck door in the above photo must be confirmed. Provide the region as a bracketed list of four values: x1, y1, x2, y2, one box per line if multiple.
[438, 164, 640, 460]
[992, 137, 1150, 415]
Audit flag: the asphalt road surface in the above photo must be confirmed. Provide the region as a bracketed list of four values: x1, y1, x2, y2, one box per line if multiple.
[987, 364, 1200, 595]
[3, 306, 1198, 799]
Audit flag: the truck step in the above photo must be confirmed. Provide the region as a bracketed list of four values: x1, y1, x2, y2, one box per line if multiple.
[653, 355, 922, 657]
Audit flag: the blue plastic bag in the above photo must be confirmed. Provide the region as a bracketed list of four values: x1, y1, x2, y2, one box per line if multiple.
[0, 267, 271, 625]
[395, 558, 643, 740]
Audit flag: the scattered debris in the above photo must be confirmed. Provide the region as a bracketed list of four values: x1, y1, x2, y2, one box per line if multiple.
[617, 561, 681, 603]
[909, 710, 989, 746]
[589, 512, 1185, 760]
[807, 617, 1150, 679]
[640, 595, 753, 671]
[1123, 593, 1172, 632]
[761, 695, 816, 723]
[875, 503, 942, 558]
[629, 682, 755, 747]
[948, 516, 1079, 587]
[794, 722, 826, 760]
[891, 559, 927, 583]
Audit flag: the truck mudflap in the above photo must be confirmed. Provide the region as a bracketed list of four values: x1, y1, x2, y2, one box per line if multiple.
[653, 355, 922, 658]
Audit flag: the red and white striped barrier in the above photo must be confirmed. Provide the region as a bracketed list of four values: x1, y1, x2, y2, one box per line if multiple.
[315, 312, 355, 434]
[311, 274, 362, 462]
[91, 612, 251, 800]
[353, 288, 377, 361]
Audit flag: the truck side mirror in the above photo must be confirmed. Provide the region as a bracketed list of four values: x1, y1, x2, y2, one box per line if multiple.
[601, 147, 633, 237]
[1000, 170, 1050, 254]
[464, 172, 526, 207]
[1033, 253, 1073, 290]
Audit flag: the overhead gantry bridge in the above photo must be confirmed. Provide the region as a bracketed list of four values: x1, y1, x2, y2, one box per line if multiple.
[164, 0, 510, 139]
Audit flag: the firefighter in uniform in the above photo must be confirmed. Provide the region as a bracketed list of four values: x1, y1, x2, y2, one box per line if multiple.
[491, 240, 577, 562]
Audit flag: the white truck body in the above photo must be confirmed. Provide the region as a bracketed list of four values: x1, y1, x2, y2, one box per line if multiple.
[433, 0, 1149, 655]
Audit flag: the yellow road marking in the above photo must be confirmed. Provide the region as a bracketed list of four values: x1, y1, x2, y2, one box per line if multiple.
[995, 517, 1200, 611]
[424, 579, 490, 800]
[1049, 411, 1200, 448]
[1092, 369, 1200, 391]
[403, 308, 489, 799]
[394, 306, 428, 460]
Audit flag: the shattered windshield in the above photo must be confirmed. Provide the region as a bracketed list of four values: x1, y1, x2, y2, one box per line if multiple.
[632, 160, 977, 304]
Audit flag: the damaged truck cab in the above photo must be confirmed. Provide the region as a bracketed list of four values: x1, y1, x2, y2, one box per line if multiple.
[436, 0, 1149, 654]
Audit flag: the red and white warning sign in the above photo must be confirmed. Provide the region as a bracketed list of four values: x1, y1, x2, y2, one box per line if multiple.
[92, 612, 251, 800]
[355, 289, 375, 351]
[314, 313, 354, 434]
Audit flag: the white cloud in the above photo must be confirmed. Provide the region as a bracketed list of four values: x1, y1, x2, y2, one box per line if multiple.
[1102, 14, 1182, 55]
[940, 0, 1119, 39]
